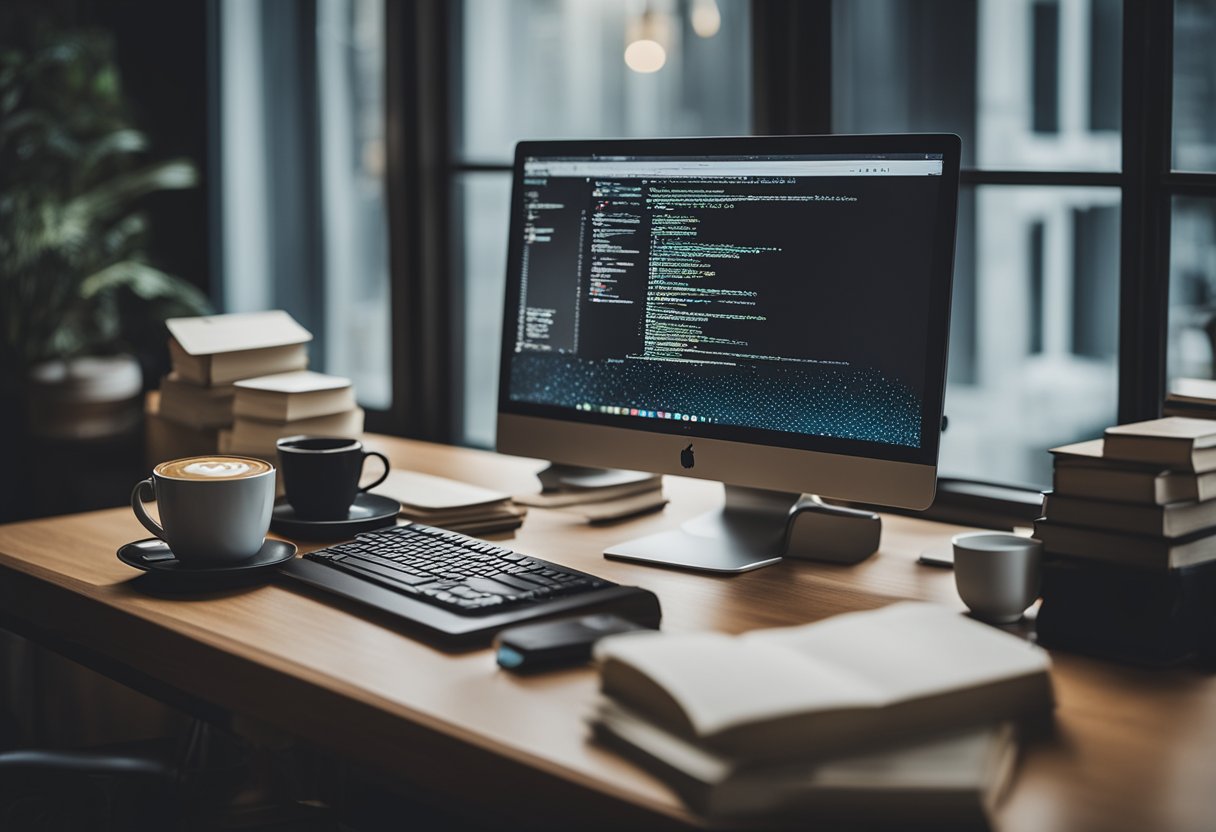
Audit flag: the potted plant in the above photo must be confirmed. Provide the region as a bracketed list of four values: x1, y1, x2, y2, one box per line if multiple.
[0, 25, 210, 439]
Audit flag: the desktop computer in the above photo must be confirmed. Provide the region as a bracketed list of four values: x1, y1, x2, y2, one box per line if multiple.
[496, 134, 961, 572]
[284, 134, 959, 643]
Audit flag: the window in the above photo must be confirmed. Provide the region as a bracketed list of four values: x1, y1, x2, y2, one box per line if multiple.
[833, 0, 1122, 486]
[450, 0, 752, 447]
[390, 0, 1215, 500]
[216, 0, 391, 410]
[1168, 0, 1216, 389]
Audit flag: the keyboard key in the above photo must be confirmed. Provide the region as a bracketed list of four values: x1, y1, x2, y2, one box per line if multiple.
[303, 524, 612, 617]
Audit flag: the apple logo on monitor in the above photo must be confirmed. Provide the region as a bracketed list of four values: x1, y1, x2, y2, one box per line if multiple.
[681, 444, 695, 469]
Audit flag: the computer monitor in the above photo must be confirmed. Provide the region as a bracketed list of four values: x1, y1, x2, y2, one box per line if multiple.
[496, 134, 961, 572]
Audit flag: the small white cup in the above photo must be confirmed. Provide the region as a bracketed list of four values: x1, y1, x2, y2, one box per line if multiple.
[952, 532, 1043, 624]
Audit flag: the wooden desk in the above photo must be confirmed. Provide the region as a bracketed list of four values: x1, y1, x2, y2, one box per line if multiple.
[1, 436, 1215, 831]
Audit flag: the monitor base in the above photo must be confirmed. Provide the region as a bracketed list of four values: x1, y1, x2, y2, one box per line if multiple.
[604, 486, 881, 574]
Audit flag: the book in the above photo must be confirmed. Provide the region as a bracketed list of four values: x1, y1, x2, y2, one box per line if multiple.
[1036, 557, 1216, 666]
[1167, 377, 1216, 406]
[166, 311, 311, 386]
[591, 701, 1017, 822]
[1050, 439, 1216, 504]
[145, 391, 219, 465]
[1103, 417, 1216, 472]
[157, 374, 235, 430]
[593, 602, 1053, 764]
[1042, 492, 1216, 538]
[233, 371, 355, 422]
[373, 470, 511, 510]
[226, 407, 364, 457]
[1033, 519, 1216, 569]
[1164, 405, 1216, 419]
[372, 470, 527, 535]
[514, 477, 663, 508]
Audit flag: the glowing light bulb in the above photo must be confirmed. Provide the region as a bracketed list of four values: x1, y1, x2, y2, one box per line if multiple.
[625, 6, 671, 74]
[625, 38, 667, 73]
[691, 0, 720, 38]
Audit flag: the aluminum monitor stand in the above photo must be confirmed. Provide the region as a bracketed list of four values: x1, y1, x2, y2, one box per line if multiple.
[604, 485, 881, 574]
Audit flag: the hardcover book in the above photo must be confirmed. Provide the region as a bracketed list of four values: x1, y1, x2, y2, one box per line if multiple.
[591, 700, 1017, 822]
[233, 370, 355, 422]
[1103, 417, 1216, 472]
[1051, 439, 1216, 504]
[593, 602, 1053, 765]
[167, 311, 311, 386]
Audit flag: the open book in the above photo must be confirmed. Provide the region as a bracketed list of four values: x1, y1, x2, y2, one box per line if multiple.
[594, 602, 1053, 764]
[592, 701, 1017, 822]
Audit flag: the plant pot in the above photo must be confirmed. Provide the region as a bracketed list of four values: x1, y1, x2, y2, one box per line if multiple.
[26, 354, 143, 440]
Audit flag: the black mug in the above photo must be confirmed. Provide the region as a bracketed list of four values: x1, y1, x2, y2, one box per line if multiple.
[276, 436, 390, 520]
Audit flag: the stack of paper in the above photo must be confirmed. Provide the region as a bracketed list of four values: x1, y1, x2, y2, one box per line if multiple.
[590, 602, 1054, 824]
[516, 472, 666, 523]
[372, 470, 527, 536]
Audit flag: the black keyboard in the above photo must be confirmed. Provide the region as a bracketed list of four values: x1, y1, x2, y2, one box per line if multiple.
[302, 524, 615, 616]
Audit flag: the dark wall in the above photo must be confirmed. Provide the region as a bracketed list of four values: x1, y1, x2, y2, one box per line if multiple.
[0, 1, 211, 523]
[95, 0, 213, 301]
[0, 0, 212, 300]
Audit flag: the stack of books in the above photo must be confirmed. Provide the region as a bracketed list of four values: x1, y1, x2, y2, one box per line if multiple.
[1036, 417, 1216, 665]
[589, 602, 1053, 825]
[220, 370, 362, 461]
[373, 470, 527, 536]
[147, 311, 312, 465]
[515, 472, 666, 523]
[1164, 377, 1216, 419]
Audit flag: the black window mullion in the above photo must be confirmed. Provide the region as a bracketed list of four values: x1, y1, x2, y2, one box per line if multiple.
[1163, 172, 1216, 195]
[1118, 0, 1174, 424]
[751, 0, 832, 134]
[383, 0, 455, 441]
[961, 170, 1122, 187]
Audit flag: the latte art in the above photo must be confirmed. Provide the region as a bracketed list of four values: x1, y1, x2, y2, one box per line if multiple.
[156, 455, 272, 481]
[185, 460, 254, 477]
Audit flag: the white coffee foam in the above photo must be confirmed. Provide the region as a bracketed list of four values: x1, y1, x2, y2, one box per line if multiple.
[181, 460, 254, 478]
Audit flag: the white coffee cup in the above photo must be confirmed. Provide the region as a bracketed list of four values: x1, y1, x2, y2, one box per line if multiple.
[952, 532, 1043, 624]
[131, 455, 276, 564]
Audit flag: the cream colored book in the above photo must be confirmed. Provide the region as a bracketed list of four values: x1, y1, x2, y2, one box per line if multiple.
[157, 373, 235, 429]
[1051, 439, 1216, 504]
[1167, 377, 1216, 405]
[591, 700, 1017, 822]
[1103, 417, 1216, 472]
[145, 392, 219, 464]
[1032, 519, 1216, 569]
[233, 371, 355, 422]
[514, 477, 662, 508]
[227, 407, 364, 455]
[372, 470, 511, 511]
[166, 311, 311, 385]
[594, 602, 1053, 764]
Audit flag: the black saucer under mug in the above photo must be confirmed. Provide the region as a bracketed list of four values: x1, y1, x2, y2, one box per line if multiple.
[276, 435, 390, 521]
[118, 537, 296, 574]
[270, 493, 400, 541]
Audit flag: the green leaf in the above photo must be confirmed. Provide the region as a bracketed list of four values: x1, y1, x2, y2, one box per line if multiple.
[66, 158, 197, 221]
[79, 260, 210, 313]
[80, 128, 147, 175]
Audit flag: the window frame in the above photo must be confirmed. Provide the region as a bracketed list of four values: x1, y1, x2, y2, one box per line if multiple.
[384, 0, 1216, 492]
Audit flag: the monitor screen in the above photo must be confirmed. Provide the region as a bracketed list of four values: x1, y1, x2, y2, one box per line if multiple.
[498, 136, 958, 469]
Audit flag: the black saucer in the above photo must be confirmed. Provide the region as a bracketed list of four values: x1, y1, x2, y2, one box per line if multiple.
[117, 538, 297, 575]
[269, 493, 400, 541]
